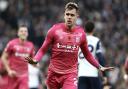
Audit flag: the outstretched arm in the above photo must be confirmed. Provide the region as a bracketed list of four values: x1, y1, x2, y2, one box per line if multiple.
[80, 32, 100, 68]
[25, 27, 54, 64]
[80, 32, 114, 71]
[80, 41, 100, 68]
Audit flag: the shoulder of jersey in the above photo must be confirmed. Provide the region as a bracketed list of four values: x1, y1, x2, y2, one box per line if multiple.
[10, 38, 33, 46]
[48, 23, 64, 31]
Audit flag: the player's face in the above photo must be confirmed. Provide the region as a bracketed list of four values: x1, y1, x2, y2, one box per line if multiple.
[64, 9, 78, 28]
[18, 27, 28, 40]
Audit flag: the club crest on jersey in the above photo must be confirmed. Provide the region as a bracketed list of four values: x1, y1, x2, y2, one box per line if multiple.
[75, 37, 80, 43]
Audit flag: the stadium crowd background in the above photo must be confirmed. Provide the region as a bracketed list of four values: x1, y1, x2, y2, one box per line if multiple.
[0, 0, 128, 89]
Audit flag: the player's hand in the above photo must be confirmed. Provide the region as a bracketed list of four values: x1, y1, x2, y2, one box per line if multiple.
[99, 66, 114, 71]
[7, 70, 17, 77]
[25, 57, 38, 64]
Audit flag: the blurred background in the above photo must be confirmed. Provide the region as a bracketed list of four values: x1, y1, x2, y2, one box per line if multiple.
[0, 0, 128, 89]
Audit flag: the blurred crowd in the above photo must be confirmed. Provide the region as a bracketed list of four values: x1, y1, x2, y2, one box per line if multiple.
[0, 0, 128, 89]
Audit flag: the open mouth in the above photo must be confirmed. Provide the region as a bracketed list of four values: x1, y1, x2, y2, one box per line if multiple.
[67, 20, 72, 24]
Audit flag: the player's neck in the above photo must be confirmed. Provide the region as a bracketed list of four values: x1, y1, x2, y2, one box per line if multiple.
[87, 33, 93, 36]
[65, 24, 75, 31]
[19, 38, 26, 44]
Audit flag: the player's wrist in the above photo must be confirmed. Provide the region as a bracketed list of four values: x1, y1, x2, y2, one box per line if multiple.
[98, 65, 103, 70]
[6, 67, 11, 73]
[32, 59, 38, 64]
[28, 58, 38, 64]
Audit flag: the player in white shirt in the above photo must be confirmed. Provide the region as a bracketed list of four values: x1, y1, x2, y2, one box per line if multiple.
[78, 21, 106, 89]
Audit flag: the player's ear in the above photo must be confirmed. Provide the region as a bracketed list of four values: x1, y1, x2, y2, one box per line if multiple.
[76, 12, 79, 18]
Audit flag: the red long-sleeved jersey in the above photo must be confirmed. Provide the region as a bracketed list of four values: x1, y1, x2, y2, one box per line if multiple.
[4, 38, 35, 76]
[34, 23, 99, 74]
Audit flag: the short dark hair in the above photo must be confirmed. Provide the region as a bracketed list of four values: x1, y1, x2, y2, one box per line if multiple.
[18, 24, 28, 31]
[19, 24, 27, 28]
[85, 21, 95, 33]
[65, 2, 79, 12]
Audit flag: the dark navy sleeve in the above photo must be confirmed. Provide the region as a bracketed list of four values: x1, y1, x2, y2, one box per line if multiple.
[96, 40, 108, 76]
[96, 41, 106, 66]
